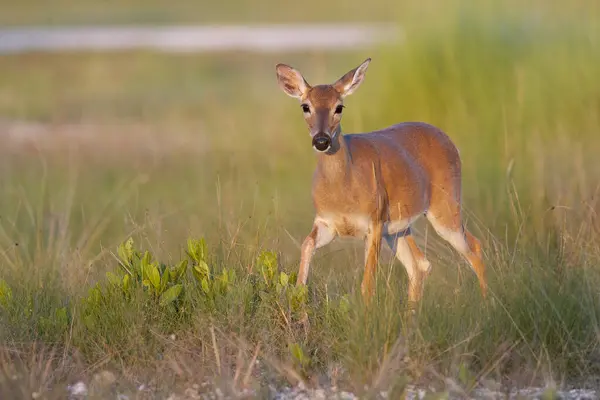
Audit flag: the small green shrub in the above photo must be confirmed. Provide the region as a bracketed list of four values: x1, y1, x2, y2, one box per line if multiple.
[71, 237, 349, 368]
[116, 237, 187, 307]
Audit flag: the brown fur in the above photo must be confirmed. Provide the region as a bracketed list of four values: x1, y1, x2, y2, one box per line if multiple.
[275, 58, 487, 305]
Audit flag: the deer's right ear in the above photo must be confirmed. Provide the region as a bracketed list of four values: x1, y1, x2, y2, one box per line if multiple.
[275, 64, 310, 99]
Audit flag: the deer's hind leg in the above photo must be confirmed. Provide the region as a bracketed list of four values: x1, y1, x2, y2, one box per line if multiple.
[426, 208, 487, 298]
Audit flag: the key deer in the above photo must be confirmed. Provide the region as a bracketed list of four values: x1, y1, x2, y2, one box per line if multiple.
[275, 58, 487, 304]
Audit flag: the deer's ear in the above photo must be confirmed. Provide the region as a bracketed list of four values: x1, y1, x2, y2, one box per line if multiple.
[333, 58, 371, 98]
[275, 63, 310, 99]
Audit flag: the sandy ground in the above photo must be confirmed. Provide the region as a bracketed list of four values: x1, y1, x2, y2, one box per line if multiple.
[64, 373, 598, 400]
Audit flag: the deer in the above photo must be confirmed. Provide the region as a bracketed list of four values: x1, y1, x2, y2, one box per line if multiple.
[274, 57, 487, 305]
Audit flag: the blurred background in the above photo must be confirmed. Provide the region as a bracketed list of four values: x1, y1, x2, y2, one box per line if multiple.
[0, 0, 598, 289]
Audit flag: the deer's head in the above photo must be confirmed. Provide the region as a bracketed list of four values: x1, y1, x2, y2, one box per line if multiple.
[275, 58, 371, 153]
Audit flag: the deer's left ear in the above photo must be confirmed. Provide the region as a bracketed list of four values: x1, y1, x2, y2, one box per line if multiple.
[333, 58, 371, 98]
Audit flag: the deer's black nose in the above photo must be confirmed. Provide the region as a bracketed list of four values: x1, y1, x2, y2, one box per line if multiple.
[312, 133, 331, 152]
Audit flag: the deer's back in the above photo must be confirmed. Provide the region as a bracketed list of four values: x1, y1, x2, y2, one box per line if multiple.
[344, 122, 462, 221]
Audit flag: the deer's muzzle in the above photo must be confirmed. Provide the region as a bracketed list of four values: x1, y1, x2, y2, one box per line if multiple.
[312, 133, 331, 152]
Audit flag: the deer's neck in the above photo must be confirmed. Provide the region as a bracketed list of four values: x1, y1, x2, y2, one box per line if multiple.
[315, 127, 351, 180]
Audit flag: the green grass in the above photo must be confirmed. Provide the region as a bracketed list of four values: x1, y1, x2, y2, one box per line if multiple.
[1, 1, 600, 398]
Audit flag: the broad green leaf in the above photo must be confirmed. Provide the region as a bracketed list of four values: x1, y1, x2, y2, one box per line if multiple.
[170, 259, 188, 282]
[141, 251, 151, 266]
[201, 277, 210, 294]
[178, 259, 188, 274]
[258, 250, 278, 284]
[141, 251, 152, 280]
[187, 238, 208, 263]
[117, 237, 134, 265]
[129, 252, 142, 279]
[149, 264, 161, 289]
[198, 238, 207, 260]
[160, 268, 169, 293]
[159, 284, 183, 306]
[122, 274, 130, 292]
[186, 238, 198, 261]
[194, 261, 210, 280]
[191, 265, 201, 283]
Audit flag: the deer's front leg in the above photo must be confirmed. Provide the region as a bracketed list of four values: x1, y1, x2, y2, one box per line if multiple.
[361, 221, 383, 303]
[297, 219, 336, 286]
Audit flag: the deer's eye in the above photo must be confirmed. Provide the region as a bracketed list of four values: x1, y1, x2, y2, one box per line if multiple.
[334, 105, 345, 114]
[301, 104, 310, 113]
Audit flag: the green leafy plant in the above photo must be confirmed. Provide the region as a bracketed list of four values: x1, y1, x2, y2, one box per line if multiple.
[81, 238, 190, 335]
[75, 237, 352, 378]
[255, 250, 307, 316]
[114, 238, 186, 307]
[286, 284, 308, 314]
[186, 238, 236, 310]
[257, 250, 278, 287]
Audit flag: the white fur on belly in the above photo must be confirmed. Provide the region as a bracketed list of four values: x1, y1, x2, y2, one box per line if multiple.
[315, 213, 422, 238]
[383, 215, 421, 235]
